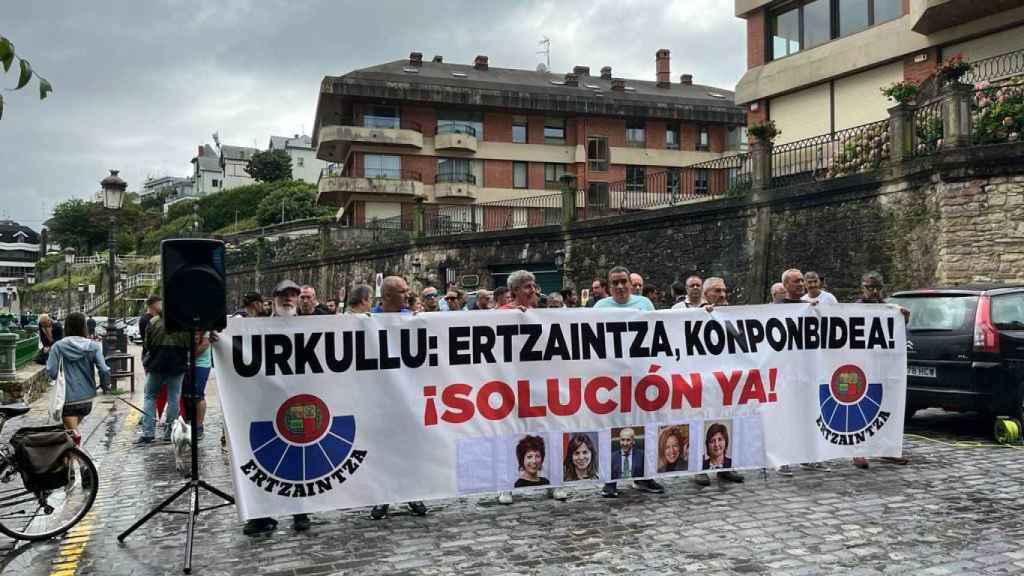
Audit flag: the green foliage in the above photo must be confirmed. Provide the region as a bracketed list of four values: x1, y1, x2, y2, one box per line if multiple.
[165, 198, 198, 222]
[828, 124, 890, 179]
[0, 35, 52, 121]
[748, 120, 780, 142]
[245, 149, 292, 182]
[213, 216, 260, 235]
[191, 182, 274, 231]
[972, 79, 1024, 145]
[254, 181, 329, 226]
[139, 215, 196, 255]
[938, 53, 971, 86]
[47, 195, 159, 256]
[881, 81, 919, 105]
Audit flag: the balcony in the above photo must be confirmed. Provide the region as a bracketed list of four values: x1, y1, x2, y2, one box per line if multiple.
[318, 167, 424, 207]
[316, 119, 424, 163]
[434, 123, 478, 153]
[912, 0, 1024, 35]
[433, 172, 478, 202]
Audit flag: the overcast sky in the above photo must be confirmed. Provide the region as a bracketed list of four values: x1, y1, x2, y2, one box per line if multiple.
[1, 0, 744, 230]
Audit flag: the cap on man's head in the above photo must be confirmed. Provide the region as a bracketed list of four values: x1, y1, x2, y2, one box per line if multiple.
[273, 279, 301, 296]
[242, 292, 263, 305]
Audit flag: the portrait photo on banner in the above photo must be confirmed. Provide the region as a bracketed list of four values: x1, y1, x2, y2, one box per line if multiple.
[609, 426, 645, 480]
[562, 432, 600, 482]
[656, 424, 691, 474]
[511, 433, 552, 489]
[702, 419, 735, 471]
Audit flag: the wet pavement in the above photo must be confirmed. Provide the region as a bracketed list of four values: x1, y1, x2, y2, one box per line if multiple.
[3, 347, 1024, 575]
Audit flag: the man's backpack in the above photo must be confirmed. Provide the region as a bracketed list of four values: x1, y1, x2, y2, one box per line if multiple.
[10, 426, 74, 492]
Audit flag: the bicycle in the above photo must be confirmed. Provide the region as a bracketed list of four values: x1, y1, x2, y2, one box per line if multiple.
[0, 403, 98, 541]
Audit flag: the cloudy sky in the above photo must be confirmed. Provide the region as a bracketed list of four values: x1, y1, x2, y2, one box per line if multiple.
[1, 0, 744, 230]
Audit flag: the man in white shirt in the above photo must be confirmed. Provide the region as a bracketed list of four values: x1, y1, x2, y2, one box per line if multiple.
[802, 271, 838, 304]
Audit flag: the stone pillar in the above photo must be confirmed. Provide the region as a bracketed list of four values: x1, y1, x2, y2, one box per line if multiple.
[559, 174, 578, 226]
[0, 333, 16, 386]
[414, 198, 426, 238]
[750, 140, 772, 200]
[888, 103, 914, 163]
[941, 83, 973, 149]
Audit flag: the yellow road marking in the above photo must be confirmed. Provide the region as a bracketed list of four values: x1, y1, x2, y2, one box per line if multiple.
[47, 400, 142, 575]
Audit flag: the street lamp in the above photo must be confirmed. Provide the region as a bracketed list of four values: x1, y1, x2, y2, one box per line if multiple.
[77, 283, 85, 312]
[64, 247, 76, 316]
[100, 170, 127, 356]
[119, 270, 128, 323]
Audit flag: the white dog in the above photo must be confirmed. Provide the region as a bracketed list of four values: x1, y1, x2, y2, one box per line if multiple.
[171, 416, 192, 476]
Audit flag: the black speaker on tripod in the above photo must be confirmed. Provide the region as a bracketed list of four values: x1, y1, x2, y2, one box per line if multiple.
[118, 238, 234, 575]
[161, 238, 228, 332]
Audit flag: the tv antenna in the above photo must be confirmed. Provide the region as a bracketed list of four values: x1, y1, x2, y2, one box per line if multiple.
[537, 36, 550, 69]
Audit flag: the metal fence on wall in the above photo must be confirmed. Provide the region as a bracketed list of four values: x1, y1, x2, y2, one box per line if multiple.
[771, 118, 891, 186]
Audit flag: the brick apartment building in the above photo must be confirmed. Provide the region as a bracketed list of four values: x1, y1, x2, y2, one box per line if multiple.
[736, 0, 1024, 144]
[312, 50, 747, 227]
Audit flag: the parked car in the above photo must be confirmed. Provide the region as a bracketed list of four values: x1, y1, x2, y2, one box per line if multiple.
[889, 285, 1024, 424]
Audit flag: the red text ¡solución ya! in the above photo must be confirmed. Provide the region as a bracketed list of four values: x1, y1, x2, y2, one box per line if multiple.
[422, 366, 779, 426]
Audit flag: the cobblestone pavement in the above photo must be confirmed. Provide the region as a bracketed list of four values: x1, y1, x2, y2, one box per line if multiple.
[3, 351, 1024, 576]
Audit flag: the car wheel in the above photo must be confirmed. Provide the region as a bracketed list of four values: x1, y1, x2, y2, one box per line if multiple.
[905, 404, 919, 422]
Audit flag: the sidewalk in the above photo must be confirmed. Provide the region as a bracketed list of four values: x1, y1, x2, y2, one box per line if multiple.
[3, 351, 1024, 575]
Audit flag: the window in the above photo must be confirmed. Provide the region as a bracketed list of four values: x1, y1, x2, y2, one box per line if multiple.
[437, 110, 483, 138]
[296, 157, 304, 167]
[544, 163, 569, 189]
[626, 119, 645, 147]
[873, 0, 902, 25]
[727, 126, 749, 152]
[364, 105, 399, 129]
[667, 168, 681, 195]
[587, 182, 609, 209]
[839, 0, 870, 36]
[771, 6, 801, 58]
[436, 158, 474, 183]
[992, 293, 1024, 328]
[211, 179, 220, 188]
[697, 127, 710, 151]
[666, 125, 680, 150]
[695, 169, 709, 194]
[513, 162, 528, 189]
[512, 116, 528, 143]
[544, 117, 566, 142]
[587, 137, 609, 171]
[626, 166, 645, 192]
[366, 154, 402, 178]
[804, 0, 830, 48]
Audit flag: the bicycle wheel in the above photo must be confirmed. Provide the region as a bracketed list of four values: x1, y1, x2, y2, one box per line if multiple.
[0, 447, 98, 541]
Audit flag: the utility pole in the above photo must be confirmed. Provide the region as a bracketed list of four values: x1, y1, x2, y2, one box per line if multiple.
[281, 199, 285, 224]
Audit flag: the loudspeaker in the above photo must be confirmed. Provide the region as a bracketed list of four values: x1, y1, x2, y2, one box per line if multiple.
[161, 238, 227, 332]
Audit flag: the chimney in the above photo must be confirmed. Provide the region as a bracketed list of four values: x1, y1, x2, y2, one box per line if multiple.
[656, 49, 670, 88]
[409, 52, 423, 67]
[474, 55, 489, 70]
[564, 72, 579, 87]
[600, 66, 612, 80]
[432, 55, 443, 63]
[573, 65, 590, 76]
[679, 74, 693, 85]
[611, 78, 625, 92]
[197, 145, 204, 157]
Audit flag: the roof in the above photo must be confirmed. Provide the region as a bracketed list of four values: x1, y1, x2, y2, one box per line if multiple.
[0, 220, 40, 245]
[220, 145, 259, 162]
[315, 58, 746, 141]
[892, 284, 1024, 296]
[191, 144, 221, 172]
[269, 135, 313, 151]
[348, 59, 737, 106]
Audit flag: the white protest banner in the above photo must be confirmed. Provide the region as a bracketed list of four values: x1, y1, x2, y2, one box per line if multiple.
[213, 304, 906, 520]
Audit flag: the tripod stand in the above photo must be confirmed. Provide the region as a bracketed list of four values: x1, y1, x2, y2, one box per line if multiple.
[118, 319, 234, 574]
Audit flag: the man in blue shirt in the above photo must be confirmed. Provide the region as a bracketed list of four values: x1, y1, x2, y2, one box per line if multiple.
[595, 266, 663, 496]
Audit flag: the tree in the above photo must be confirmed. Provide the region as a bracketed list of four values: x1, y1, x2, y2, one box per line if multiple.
[0, 35, 52, 121]
[47, 199, 106, 254]
[245, 149, 292, 182]
[255, 181, 329, 226]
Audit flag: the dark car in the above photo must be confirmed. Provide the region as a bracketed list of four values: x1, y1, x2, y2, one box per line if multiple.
[889, 285, 1024, 423]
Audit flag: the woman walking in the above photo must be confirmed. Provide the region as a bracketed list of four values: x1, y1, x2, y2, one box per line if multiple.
[45, 312, 110, 444]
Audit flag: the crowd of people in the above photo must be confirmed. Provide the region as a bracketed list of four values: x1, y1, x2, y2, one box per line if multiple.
[212, 264, 909, 534]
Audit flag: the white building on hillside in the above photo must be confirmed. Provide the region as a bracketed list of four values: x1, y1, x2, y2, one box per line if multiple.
[219, 145, 259, 189]
[191, 144, 223, 195]
[269, 134, 325, 184]
[141, 175, 193, 202]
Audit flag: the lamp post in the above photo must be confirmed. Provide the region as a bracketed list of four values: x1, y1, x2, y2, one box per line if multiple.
[77, 283, 85, 312]
[64, 247, 76, 317]
[119, 270, 128, 324]
[100, 170, 127, 356]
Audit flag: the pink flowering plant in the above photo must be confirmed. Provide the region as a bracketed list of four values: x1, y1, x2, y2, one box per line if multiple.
[972, 76, 1024, 144]
[881, 80, 919, 105]
[938, 53, 972, 86]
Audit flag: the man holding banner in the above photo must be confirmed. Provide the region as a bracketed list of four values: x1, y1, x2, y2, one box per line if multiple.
[214, 271, 907, 522]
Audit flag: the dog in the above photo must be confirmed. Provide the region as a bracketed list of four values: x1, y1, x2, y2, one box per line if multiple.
[171, 416, 192, 476]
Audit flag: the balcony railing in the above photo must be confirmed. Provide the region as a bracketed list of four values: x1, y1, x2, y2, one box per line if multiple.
[771, 118, 890, 186]
[435, 123, 477, 137]
[330, 115, 424, 133]
[435, 172, 477, 184]
[962, 48, 1024, 85]
[911, 99, 943, 157]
